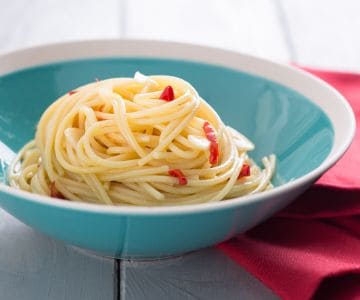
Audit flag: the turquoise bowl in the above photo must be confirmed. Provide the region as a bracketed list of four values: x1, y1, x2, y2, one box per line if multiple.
[0, 41, 355, 258]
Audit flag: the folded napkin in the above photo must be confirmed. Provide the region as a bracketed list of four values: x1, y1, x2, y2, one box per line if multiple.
[217, 68, 360, 300]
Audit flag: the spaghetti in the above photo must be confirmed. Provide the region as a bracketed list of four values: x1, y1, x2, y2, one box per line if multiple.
[9, 73, 276, 206]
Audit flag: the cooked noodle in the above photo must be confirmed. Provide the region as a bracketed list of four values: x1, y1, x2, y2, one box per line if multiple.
[9, 73, 275, 206]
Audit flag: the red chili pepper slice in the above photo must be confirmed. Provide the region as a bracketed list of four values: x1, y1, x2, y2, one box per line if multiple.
[68, 90, 77, 95]
[159, 85, 175, 101]
[168, 169, 188, 185]
[238, 164, 250, 178]
[209, 143, 219, 165]
[203, 121, 219, 165]
[203, 122, 217, 143]
[49, 182, 66, 199]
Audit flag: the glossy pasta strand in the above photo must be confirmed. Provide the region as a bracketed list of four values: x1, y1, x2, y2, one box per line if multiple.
[9, 74, 276, 206]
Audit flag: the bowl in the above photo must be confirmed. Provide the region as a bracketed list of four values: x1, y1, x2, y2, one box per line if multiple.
[0, 40, 355, 258]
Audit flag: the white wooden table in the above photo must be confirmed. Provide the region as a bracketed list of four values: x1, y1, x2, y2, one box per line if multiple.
[1, 0, 359, 299]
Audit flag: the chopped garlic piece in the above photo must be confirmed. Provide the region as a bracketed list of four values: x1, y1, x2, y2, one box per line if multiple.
[188, 135, 210, 150]
[134, 71, 157, 86]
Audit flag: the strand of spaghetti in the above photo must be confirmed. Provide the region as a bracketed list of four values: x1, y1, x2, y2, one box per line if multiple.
[37, 166, 50, 194]
[209, 145, 245, 201]
[250, 155, 276, 194]
[139, 99, 200, 166]
[29, 169, 44, 195]
[106, 146, 134, 155]
[54, 135, 141, 174]
[131, 101, 195, 125]
[81, 173, 112, 205]
[179, 130, 235, 179]
[138, 182, 165, 201]
[227, 178, 263, 198]
[168, 144, 200, 159]
[109, 185, 156, 205]
[9, 74, 275, 206]
[19, 164, 37, 191]
[112, 95, 147, 157]
[55, 180, 89, 202]
[133, 91, 161, 101]
[79, 125, 147, 168]
[161, 154, 208, 170]
[100, 166, 169, 181]
[120, 175, 178, 184]
[185, 162, 236, 187]
[54, 95, 106, 173]
[151, 182, 213, 195]
[44, 91, 96, 180]
[161, 188, 223, 205]
[158, 119, 182, 143]
[128, 91, 191, 118]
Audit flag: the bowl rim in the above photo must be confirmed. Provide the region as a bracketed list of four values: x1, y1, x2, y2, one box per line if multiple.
[0, 39, 356, 215]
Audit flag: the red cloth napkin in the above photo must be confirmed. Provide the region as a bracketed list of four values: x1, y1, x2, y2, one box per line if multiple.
[217, 68, 360, 300]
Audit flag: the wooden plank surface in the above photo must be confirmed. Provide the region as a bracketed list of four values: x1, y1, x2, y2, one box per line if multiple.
[122, 248, 279, 300]
[0, 209, 114, 300]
